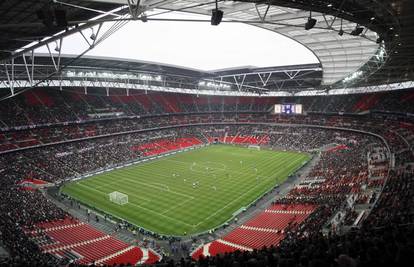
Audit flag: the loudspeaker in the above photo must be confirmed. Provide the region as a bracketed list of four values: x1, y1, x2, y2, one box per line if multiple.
[54, 9, 68, 27]
[211, 9, 223, 25]
[350, 27, 364, 36]
[37, 9, 54, 28]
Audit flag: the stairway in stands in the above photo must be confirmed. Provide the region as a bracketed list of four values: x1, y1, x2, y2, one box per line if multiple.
[26, 217, 161, 265]
[191, 204, 315, 259]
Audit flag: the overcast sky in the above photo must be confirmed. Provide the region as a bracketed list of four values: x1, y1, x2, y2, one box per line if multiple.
[36, 11, 318, 71]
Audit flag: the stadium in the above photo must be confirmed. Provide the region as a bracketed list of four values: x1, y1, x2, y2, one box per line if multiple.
[0, 0, 413, 266]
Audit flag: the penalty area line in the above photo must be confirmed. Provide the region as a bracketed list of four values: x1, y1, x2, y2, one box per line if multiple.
[160, 198, 193, 215]
[126, 201, 194, 227]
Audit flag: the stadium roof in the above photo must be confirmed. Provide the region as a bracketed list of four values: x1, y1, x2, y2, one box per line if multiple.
[0, 0, 413, 97]
[0, 0, 118, 60]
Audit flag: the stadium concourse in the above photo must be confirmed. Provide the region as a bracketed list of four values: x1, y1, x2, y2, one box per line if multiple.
[0, 87, 412, 266]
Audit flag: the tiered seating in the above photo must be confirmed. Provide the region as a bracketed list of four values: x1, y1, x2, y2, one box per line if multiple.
[244, 212, 307, 230]
[210, 134, 268, 145]
[24, 90, 55, 107]
[192, 204, 315, 257]
[102, 247, 143, 266]
[266, 203, 315, 213]
[146, 249, 162, 264]
[208, 241, 239, 256]
[352, 94, 382, 112]
[0, 143, 17, 152]
[133, 137, 202, 157]
[327, 144, 349, 152]
[70, 238, 129, 265]
[41, 224, 106, 250]
[35, 217, 81, 231]
[134, 94, 152, 112]
[223, 228, 285, 249]
[29, 218, 160, 265]
[190, 246, 204, 260]
[151, 93, 180, 113]
[230, 135, 262, 145]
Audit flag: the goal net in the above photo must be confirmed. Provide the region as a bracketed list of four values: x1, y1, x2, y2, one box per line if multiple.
[109, 191, 128, 205]
[248, 145, 261, 150]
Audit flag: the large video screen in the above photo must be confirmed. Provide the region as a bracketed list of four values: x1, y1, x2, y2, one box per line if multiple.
[273, 104, 303, 114]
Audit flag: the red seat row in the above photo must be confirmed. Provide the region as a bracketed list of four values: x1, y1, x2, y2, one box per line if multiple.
[223, 228, 285, 249]
[31, 217, 161, 265]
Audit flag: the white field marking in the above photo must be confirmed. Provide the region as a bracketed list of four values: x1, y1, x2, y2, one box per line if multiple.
[83, 182, 195, 228]
[148, 182, 170, 191]
[77, 180, 195, 227]
[168, 158, 284, 177]
[166, 153, 295, 180]
[87, 166, 195, 200]
[77, 153, 190, 184]
[78, 152, 306, 229]
[126, 200, 194, 227]
[120, 177, 195, 200]
[160, 198, 193, 215]
[188, 161, 227, 174]
[194, 179, 265, 227]
[136, 148, 290, 178]
[209, 155, 306, 198]
[167, 159, 253, 177]
[163, 155, 285, 195]
[76, 181, 151, 202]
[93, 177, 130, 190]
[194, 156, 307, 227]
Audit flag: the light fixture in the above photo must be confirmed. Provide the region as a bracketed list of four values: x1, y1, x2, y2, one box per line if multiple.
[54, 40, 60, 52]
[338, 18, 344, 36]
[350, 25, 364, 36]
[327, 3, 333, 7]
[305, 12, 317, 30]
[376, 36, 384, 44]
[89, 28, 96, 41]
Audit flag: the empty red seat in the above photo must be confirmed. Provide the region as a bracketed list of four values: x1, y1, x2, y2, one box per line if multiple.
[103, 247, 143, 266]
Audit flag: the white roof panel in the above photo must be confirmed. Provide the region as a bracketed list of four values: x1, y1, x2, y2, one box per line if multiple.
[155, 1, 379, 85]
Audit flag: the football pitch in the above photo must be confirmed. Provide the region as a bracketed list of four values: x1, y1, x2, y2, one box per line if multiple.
[61, 145, 310, 236]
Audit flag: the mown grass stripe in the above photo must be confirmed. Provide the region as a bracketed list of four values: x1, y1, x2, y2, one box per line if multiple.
[62, 145, 310, 235]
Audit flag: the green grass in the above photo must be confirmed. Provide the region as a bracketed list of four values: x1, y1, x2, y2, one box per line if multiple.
[61, 144, 310, 236]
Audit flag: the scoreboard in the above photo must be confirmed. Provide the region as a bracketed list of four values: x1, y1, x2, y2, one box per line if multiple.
[273, 104, 303, 114]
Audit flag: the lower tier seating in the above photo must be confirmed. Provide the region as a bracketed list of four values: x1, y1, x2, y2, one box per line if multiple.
[29, 218, 160, 265]
[192, 204, 315, 258]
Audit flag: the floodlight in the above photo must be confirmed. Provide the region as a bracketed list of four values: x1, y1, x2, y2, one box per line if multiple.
[305, 17, 317, 30]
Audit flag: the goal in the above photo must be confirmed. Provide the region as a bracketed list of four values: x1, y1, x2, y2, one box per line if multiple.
[109, 191, 128, 205]
[248, 145, 261, 150]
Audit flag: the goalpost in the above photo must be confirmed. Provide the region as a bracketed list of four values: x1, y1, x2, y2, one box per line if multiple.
[248, 144, 261, 150]
[109, 191, 128, 205]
